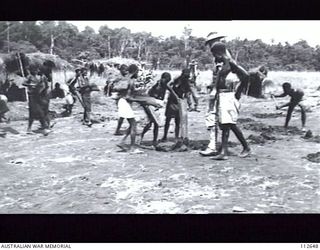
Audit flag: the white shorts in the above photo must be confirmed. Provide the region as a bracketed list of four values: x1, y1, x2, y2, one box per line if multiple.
[0, 94, 8, 102]
[65, 94, 74, 105]
[218, 92, 240, 124]
[118, 98, 135, 119]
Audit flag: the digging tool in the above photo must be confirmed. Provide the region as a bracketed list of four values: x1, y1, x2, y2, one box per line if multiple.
[16, 52, 29, 103]
[73, 87, 85, 109]
[271, 94, 279, 109]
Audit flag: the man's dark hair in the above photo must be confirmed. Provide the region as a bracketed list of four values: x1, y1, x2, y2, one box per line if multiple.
[210, 42, 227, 55]
[128, 64, 139, 74]
[161, 72, 171, 82]
[120, 64, 128, 71]
[282, 82, 291, 89]
[182, 68, 190, 74]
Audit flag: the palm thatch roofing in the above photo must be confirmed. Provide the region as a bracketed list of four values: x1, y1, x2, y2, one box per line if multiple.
[0, 52, 73, 75]
[27, 53, 74, 71]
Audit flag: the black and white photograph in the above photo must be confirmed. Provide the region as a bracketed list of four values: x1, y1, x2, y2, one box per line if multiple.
[0, 20, 320, 215]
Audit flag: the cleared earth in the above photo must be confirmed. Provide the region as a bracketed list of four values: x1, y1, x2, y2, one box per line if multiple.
[1, 73, 320, 213]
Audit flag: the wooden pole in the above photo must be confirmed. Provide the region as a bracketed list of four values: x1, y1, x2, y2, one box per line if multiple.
[178, 98, 188, 140]
[16, 53, 29, 103]
[6, 22, 10, 53]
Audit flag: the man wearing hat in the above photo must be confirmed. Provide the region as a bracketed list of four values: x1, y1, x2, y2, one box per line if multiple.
[67, 67, 99, 126]
[187, 60, 200, 112]
[201, 32, 251, 160]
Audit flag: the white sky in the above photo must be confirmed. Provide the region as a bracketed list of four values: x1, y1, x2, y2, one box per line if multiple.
[68, 21, 320, 47]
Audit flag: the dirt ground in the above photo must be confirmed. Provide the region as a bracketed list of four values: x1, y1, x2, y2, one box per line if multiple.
[1, 89, 320, 213]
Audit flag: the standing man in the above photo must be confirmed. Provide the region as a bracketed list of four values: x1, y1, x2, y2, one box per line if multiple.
[67, 68, 97, 127]
[204, 33, 251, 160]
[98, 63, 105, 77]
[139, 72, 171, 146]
[108, 64, 129, 135]
[200, 63, 222, 156]
[161, 68, 192, 142]
[23, 66, 51, 135]
[187, 60, 200, 112]
[79, 68, 95, 126]
[66, 68, 82, 115]
[112, 64, 141, 152]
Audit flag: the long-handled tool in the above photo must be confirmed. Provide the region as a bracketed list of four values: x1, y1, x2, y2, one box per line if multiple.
[16, 52, 29, 104]
[271, 94, 279, 109]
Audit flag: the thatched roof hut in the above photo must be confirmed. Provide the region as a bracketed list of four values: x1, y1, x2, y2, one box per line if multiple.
[0, 52, 73, 76]
[27, 53, 74, 71]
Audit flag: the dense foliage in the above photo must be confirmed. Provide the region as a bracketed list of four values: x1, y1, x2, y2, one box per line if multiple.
[1, 21, 320, 71]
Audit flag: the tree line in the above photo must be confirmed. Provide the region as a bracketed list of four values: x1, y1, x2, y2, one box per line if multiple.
[1, 21, 320, 71]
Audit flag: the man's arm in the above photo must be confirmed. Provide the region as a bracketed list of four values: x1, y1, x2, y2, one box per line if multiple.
[276, 102, 290, 110]
[166, 81, 179, 101]
[228, 59, 249, 100]
[273, 92, 287, 98]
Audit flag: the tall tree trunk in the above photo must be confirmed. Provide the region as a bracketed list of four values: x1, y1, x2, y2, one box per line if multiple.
[137, 43, 142, 62]
[119, 39, 127, 57]
[50, 34, 55, 55]
[6, 21, 10, 53]
[145, 47, 150, 63]
[107, 36, 111, 58]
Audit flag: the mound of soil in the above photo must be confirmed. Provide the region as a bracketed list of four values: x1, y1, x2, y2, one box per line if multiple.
[247, 132, 278, 145]
[306, 152, 320, 163]
[303, 130, 313, 139]
[155, 140, 188, 152]
[252, 113, 284, 119]
[247, 134, 266, 144]
[238, 118, 256, 123]
[243, 122, 304, 136]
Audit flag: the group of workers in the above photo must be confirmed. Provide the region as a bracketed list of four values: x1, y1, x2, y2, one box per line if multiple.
[0, 33, 307, 160]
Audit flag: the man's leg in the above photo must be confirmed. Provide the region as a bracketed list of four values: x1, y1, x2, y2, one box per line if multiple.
[86, 111, 92, 125]
[45, 114, 52, 128]
[186, 93, 193, 110]
[161, 117, 171, 141]
[192, 92, 199, 111]
[140, 121, 153, 144]
[153, 122, 159, 146]
[114, 117, 124, 135]
[285, 104, 295, 128]
[128, 118, 137, 149]
[117, 120, 132, 151]
[174, 115, 180, 140]
[200, 127, 219, 156]
[212, 124, 229, 160]
[39, 117, 50, 135]
[200, 111, 219, 156]
[299, 103, 306, 129]
[230, 124, 251, 157]
[140, 105, 152, 143]
[83, 107, 87, 123]
[27, 117, 34, 132]
[191, 87, 199, 111]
